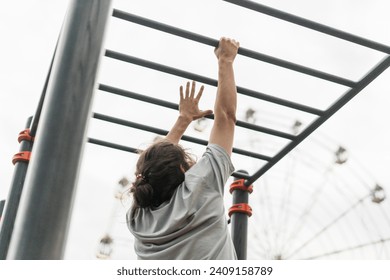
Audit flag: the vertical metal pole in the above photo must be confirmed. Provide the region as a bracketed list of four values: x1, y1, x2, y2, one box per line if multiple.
[0, 200, 5, 222]
[7, 0, 112, 259]
[0, 26, 58, 260]
[0, 117, 33, 259]
[29, 42, 57, 138]
[231, 170, 251, 260]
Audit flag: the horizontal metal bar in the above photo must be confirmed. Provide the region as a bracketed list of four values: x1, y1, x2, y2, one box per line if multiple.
[98, 83, 179, 109]
[235, 119, 295, 140]
[112, 9, 356, 87]
[105, 49, 324, 116]
[239, 48, 356, 87]
[98, 83, 296, 140]
[245, 55, 390, 186]
[87, 137, 252, 179]
[88, 138, 139, 153]
[223, 0, 390, 54]
[112, 9, 217, 47]
[92, 112, 272, 161]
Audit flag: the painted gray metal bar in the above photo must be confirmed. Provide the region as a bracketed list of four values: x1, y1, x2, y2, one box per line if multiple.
[0, 201, 4, 221]
[29, 56, 54, 137]
[88, 138, 139, 154]
[223, 0, 390, 54]
[230, 170, 251, 259]
[7, 0, 112, 260]
[105, 50, 324, 116]
[87, 138, 252, 180]
[98, 83, 296, 140]
[245, 55, 390, 186]
[1, 18, 59, 260]
[112, 9, 356, 87]
[30, 26, 62, 137]
[93, 112, 272, 161]
[0, 118, 33, 259]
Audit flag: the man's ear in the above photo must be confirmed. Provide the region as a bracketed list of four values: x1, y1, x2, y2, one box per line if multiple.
[180, 165, 186, 173]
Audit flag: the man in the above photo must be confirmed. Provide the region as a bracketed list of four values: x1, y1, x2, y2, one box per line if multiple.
[128, 37, 239, 259]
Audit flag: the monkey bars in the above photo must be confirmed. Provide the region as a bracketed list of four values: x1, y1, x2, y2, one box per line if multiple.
[2, 0, 389, 260]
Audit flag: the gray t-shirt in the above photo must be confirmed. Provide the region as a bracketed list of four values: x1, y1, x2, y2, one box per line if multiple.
[127, 144, 237, 260]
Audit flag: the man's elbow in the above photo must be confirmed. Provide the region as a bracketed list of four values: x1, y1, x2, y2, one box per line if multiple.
[215, 110, 236, 124]
[226, 110, 237, 124]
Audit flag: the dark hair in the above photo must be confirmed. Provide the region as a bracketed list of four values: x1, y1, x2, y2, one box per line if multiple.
[130, 140, 195, 211]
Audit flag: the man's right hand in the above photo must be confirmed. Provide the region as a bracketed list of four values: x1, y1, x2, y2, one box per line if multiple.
[214, 37, 240, 63]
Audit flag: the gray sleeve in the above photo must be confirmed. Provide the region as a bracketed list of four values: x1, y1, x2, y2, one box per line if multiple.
[185, 144, 235, 196]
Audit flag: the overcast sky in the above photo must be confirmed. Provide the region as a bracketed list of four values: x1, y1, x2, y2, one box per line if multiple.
[1, 0, 390, 260]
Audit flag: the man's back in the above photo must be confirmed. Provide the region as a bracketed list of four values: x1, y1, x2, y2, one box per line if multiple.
[128, 144, 237, 260]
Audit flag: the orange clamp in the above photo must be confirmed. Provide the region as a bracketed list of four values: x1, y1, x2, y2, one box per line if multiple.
[228, 203, 252, 217]
[12, 151, 31, 165]
[18, 129, 34, 143]
[229, 179, 253, 194]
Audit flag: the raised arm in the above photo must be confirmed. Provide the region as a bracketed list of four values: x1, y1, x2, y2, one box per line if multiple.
[209, 37, 239, 156]
[166, 81, 213, 144]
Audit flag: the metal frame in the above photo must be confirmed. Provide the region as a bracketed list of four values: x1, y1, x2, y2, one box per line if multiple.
[3, 0, 389, 260]
[93, 1, 390, 189]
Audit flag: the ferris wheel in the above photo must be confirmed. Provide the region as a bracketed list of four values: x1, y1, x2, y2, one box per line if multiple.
[240, 109, 390, 260]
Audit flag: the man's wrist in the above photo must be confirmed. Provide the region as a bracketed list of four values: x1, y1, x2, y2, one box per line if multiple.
[165, 115, 191, 144]
[178, 115, 192, 124]
[218, 57, 235, 65]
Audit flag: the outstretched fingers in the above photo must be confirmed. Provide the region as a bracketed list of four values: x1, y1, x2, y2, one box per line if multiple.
[195, 85, 204, 103]
[185, 81, 191, 98]
[178, 80, 213, 120]
[181, 81, 203, 101]
[180, 85, 184, 101]
[190, 81, 196, 99]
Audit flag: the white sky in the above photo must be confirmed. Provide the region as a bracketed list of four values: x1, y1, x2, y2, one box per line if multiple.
[1, 0, 390, 260]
